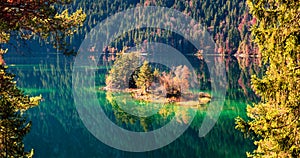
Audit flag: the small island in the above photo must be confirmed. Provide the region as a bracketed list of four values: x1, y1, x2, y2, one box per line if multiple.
[102, 52, 211, 106]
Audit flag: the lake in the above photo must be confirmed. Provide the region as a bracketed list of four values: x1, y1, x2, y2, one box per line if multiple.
[4, 53, 261, 158]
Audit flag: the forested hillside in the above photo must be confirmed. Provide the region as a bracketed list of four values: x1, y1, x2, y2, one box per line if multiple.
[63, 0, 258, 57]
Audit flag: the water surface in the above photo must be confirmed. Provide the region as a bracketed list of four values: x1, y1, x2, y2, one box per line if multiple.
[5, 54, 258, 158]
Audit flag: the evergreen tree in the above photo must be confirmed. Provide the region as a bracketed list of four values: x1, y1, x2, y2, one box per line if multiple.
[136, 61, 153, 94]
[235, 0, 300, 157]
[0, 66, 41, 157]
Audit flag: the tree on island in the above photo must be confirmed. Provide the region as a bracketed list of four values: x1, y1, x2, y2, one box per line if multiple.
[174, 65, 191, 93]
[0, 66, 41, 157]
[153, 68, 160, 82]
[105, 52, 140, 90]
[136, 61, 153, 94]
[159, 65, 191, 99]
[235, 0, 300, 157]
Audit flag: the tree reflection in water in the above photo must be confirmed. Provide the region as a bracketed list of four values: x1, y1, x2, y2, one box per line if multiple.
[4, 55, 261, 157]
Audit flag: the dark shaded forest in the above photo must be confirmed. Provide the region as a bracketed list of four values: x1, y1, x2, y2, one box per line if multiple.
[4, 0, 257, 58]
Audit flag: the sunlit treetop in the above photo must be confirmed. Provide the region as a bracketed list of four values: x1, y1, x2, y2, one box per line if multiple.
[0, 0, 86, 51]
[236, 0, 300, 157]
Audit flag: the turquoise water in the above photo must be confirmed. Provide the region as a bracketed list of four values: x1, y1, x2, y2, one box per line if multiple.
[5, 54, 258, 158]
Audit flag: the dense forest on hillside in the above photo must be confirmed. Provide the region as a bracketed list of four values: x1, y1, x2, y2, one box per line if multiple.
[49, 0, 259, 57]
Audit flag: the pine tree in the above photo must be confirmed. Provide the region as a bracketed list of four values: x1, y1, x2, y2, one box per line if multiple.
[0, 66, 41, 157]
[235, 0, 300, 157]
[136, 61, 153, 94]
